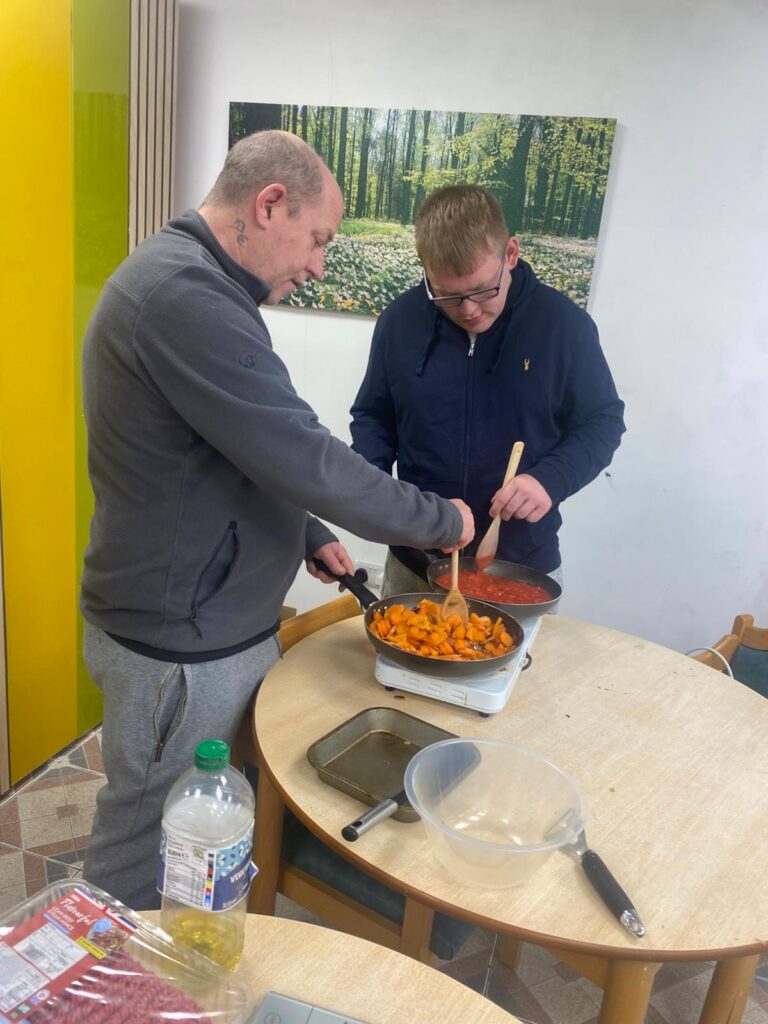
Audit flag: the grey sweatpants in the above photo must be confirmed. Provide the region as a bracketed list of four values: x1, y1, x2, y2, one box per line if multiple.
[82, 622, 280, 910]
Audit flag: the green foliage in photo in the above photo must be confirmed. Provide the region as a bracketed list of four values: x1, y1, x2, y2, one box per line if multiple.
[281, 224, 596, 314]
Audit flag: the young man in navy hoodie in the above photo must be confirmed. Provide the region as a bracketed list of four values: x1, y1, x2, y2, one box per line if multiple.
[351, 184, 625, 595]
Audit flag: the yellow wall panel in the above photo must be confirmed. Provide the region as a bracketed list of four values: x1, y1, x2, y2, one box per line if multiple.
[0, 1, 78, 780]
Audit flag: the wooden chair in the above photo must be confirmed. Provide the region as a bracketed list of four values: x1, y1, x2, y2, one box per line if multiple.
[690, 613, 768, 697]
[689, 632, 741, 673]
[278, 593, 363, 652]
[234, 594, 361, 765]
[235, 594, 473, 964]
[234, 594, 361, 766]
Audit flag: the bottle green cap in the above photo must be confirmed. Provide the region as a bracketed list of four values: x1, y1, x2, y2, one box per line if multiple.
[194, 739, 230, 771]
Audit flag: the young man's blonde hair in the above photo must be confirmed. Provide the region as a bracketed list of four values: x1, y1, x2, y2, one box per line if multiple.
[204, 130, 325, 214]
[415, 185, 509, 275]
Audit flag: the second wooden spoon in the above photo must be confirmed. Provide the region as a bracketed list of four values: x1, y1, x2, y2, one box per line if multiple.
[475, 441, 525, 571]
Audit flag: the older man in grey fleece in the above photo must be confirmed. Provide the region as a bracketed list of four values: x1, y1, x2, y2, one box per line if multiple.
[80, 130, 473, 909]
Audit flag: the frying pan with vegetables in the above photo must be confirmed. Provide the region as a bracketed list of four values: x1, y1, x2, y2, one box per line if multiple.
[313, 559, 524, 680]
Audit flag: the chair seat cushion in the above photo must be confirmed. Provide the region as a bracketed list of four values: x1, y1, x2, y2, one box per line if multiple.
[280, 811, 474, 961]
[731, 645, 768, 698]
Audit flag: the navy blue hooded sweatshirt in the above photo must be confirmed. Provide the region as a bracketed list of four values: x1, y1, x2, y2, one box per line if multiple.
[350, 259, 626, 574]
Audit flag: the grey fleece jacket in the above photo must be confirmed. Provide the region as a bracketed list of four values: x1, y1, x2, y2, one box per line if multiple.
[80, 210, 461, 657]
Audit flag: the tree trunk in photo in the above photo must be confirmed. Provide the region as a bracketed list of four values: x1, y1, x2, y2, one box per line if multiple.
[556, 174, 574, 235]
[413, 109, 432, 215]
[567, 130, 593, 235]
[386, 110, 401, 221]
[496, 114, 507, 158]
[375, 109, 393, 220]
[439, 116, 451, 171]
[400, 107, 417, 224]
[450, 111, 466, 170]
[354, 108, 373, 219]
[530, 165, 549, 232]
[315, 106, 325, 157]
[336, 107, 348, 202]
[581, 183, 600, 238]
[581, 121, 607, 238]
[543, 161, 560, 233]
[301, 105, 308, 142]
[529, 116, 552, 233]
[229, 103, 245, 146]
[501, 114, 534, 234]
[291, 105, 298, 135]
[552, 124, 582, 235]
[327, 107, 336, 170]
[568, 187, 585, 236]
[587, 192, 606, 238]
[346, 116, 357, 217]
[243, 103, 281, 136]
[522, 117, 540, 232]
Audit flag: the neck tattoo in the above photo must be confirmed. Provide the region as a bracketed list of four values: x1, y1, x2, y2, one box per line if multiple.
[232, 219, 248, 246]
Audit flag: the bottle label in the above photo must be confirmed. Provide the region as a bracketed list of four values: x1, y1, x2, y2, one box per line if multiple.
[157, 820, 257, 912]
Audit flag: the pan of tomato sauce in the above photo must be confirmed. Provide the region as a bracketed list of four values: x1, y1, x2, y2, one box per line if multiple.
[427, 556, 561, 617]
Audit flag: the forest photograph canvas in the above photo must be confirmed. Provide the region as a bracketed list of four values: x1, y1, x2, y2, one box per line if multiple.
[229, 102, 616, 316]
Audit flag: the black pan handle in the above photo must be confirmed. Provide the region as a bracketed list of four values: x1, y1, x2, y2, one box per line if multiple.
[312, 558, 379, 610]
[581, 850, 646, 937]
[388, 546, 442, 580]
[341, 790, 407, 841]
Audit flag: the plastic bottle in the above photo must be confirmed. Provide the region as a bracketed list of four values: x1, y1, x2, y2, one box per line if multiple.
[158, 738, 256, 970]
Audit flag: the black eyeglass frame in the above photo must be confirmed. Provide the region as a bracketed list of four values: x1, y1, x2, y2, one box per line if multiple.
[422, 257, 507, 309]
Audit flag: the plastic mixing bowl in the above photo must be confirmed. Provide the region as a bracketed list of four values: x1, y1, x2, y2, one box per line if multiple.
[404, 738, 588, 888]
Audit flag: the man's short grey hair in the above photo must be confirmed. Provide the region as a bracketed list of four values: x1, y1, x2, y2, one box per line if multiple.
[204, 130, 326, 213]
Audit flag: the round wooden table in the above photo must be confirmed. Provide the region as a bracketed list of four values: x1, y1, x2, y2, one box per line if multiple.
[145, 911, 517, 1022]
[250, 614, 768, 1024]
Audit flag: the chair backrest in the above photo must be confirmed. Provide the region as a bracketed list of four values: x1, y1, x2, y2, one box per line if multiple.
[690, 614, 768, 696]
[730, 614, 768, 698]
[234, 594, 363, 767]
[689, 633, 740, 673]
[279, 594, 362, 653]
[732, 614, 768, 651]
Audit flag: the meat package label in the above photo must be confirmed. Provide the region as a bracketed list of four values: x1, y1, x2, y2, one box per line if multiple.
[0, 888, 135, 1021]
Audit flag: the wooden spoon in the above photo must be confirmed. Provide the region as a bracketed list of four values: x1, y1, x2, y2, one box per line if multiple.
[440, 549, 469, 624]
[474, 441, 525, 571]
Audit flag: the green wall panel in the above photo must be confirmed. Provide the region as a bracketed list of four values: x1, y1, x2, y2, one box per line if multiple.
[72, 0, 130, 732]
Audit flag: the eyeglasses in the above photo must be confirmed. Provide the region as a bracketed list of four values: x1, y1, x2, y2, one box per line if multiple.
[423, 258, 507, 310]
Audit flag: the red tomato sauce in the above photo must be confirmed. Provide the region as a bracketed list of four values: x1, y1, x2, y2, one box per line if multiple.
[434, 570, 552, 605]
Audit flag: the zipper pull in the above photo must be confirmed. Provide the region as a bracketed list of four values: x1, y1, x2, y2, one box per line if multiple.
[468, 337, 476, 357]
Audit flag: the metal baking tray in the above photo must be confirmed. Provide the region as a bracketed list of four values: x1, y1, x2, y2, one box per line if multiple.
[306, 707, 455, 822]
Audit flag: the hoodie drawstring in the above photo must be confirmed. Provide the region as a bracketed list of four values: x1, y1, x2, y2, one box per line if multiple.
[415, 308, 441, 377]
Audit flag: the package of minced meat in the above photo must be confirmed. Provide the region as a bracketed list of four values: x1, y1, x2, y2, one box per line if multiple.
[0, 881, 254, 1023]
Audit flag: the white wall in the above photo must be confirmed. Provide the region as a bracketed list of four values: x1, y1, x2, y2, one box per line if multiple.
[174, 0, 768, 653]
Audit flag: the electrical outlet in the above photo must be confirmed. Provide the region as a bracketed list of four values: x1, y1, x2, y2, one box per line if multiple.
[357, 560, 384, 591]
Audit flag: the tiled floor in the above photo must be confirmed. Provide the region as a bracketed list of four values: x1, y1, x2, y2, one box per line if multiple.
[1, 729, 766, 1024]
[0, 729, 103, 911]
